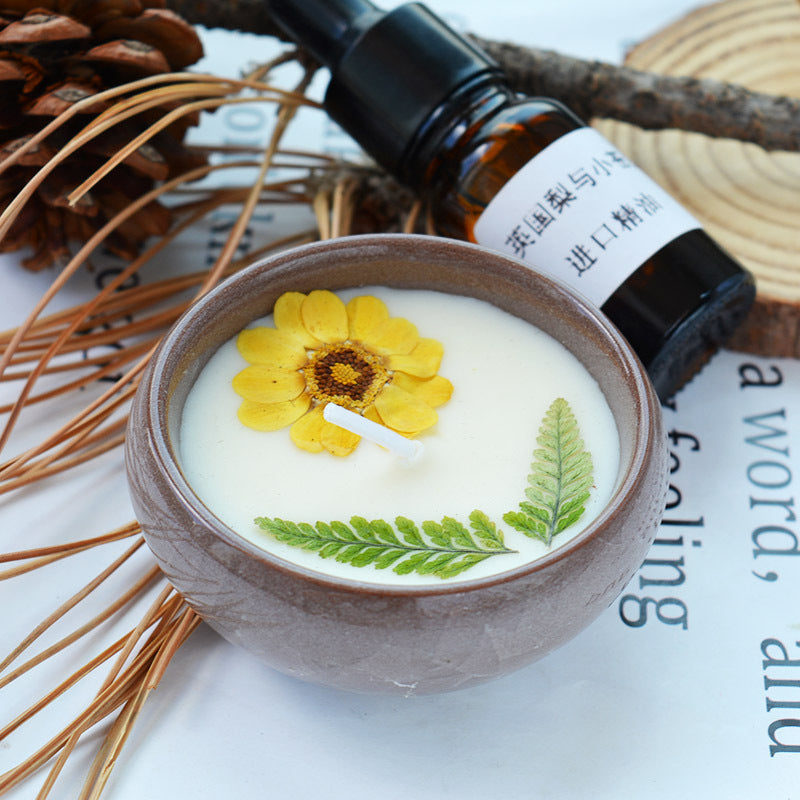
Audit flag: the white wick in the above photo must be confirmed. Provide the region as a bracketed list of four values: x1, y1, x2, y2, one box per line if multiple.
[323, 403, 424, 464]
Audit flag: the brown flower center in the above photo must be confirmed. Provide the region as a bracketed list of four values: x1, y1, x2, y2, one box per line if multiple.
[305, 342, 388, 410]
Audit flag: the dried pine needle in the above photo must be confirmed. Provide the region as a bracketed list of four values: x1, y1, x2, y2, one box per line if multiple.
[0, 522, 140, 565]
[0, 520, 137, 579]
[0, 538, 146, 675]
[0, 564, 160, 691]
[0, 47, 408, 799]
[0, 594, 192, 795]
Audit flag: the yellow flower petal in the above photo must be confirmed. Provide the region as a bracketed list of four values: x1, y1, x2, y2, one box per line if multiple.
[363, 317, 419, 356]
[237, 327, 307, 369]
[390, 372, 453, 408]
[374, 383, 437, 434]
[320, 418, 361, 456]
[364, 403, 416, 443]
[232, 365, 305, 403]
[346, 295, 389, 343]
[301, 290, 348, 343]
[363, 404, 383, 425]
[237, 394, 311, 431]
[274, 292, 320, 348]
[386, 338, 443, 378]
[290, 405, 326, 452]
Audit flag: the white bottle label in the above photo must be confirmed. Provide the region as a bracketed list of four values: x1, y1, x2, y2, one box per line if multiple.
[473, 127, 700, 307]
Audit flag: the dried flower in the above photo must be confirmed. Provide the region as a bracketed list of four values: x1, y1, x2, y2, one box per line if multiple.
[233, 290, 453, 456]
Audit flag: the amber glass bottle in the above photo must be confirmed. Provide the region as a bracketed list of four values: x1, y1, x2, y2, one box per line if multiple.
[415, 86, 755, 398]
[269, 0, 755, 399]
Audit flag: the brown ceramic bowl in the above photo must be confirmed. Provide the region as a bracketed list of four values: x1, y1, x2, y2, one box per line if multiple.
[125, 234, 667, 695]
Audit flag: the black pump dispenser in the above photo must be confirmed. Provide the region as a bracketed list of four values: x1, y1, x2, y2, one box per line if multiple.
[269, 0, 501, 181]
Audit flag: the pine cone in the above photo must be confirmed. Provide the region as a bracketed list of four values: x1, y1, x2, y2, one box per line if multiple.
[0, 1, 205, 270]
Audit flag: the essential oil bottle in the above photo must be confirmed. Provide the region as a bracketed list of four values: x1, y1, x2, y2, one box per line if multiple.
[268, 0, 755, 399]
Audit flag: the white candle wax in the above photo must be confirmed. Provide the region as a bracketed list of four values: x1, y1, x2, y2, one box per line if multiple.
[179, 287, 620, 585]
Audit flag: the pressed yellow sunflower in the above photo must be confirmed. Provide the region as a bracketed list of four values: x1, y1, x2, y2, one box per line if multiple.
[232, 290, 453, 456]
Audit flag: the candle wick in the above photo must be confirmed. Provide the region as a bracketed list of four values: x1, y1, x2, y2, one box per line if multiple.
[323, 403, 424, 464]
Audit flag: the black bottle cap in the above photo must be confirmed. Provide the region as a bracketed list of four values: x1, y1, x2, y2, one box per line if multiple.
[268, 0, 501, 182]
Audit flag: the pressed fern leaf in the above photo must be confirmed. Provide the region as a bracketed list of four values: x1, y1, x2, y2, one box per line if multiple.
[503, 397, 593, 546]
[255, 510, 516, 579]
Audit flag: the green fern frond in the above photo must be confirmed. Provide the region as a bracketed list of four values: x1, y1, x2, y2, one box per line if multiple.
[503, 397, 593, 545]
[255, 512, 516, 579]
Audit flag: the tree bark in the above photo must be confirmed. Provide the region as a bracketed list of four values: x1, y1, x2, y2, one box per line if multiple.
[473, 37, 800, 152]
[167, 0, 285, 38]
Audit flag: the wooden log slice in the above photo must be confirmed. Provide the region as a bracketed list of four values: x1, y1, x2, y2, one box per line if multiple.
[593, 0, 800, 356]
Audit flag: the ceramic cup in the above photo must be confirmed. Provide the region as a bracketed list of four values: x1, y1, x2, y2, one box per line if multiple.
[125, 234, 668, 695]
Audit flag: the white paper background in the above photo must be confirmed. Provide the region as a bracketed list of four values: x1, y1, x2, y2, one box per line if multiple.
[3, 2, 799, 798]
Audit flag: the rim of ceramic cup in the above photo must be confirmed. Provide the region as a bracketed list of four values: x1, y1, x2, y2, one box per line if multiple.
[142, 233, 660, 597]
